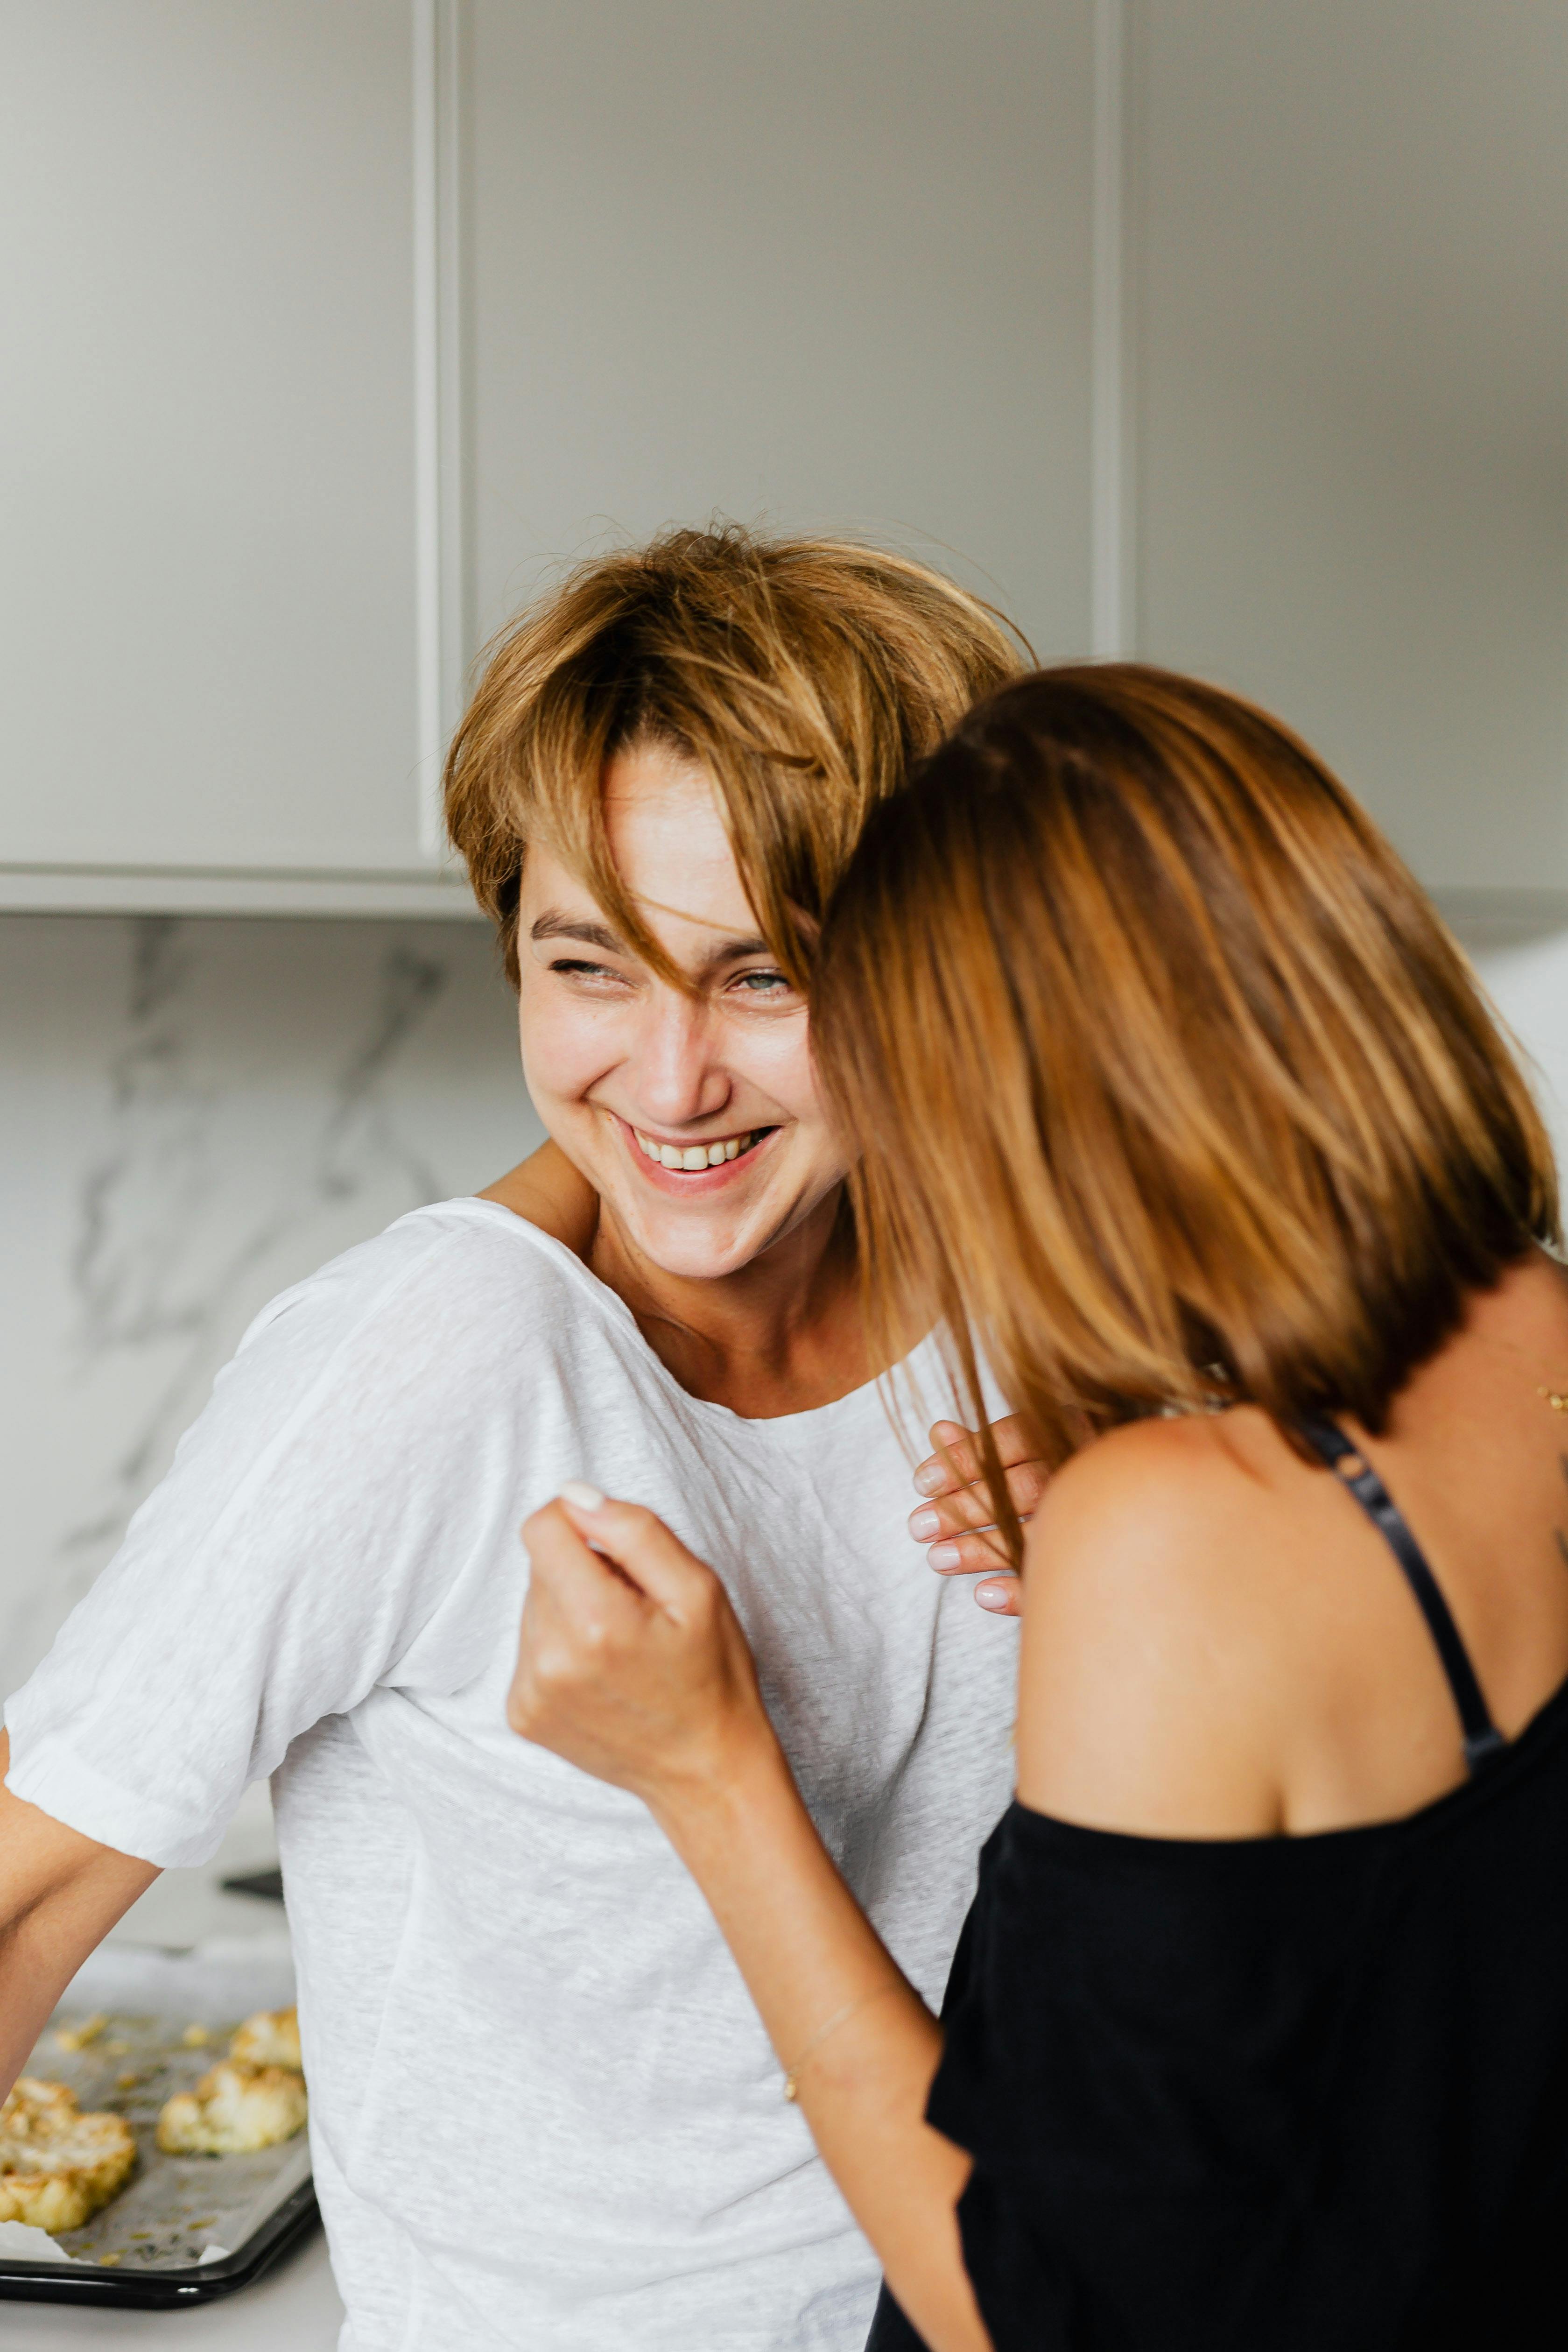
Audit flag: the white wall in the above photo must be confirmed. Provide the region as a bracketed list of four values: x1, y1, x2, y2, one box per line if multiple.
[1470, 928, 1568, 1181]
[0, 913, 541, 1697]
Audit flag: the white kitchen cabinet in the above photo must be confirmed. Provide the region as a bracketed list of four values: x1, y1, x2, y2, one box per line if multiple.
[1133, 0, 1568, 903]
[0, 1, 468, 913]
[4, 3, 1561, 919]
[3, 0, 1096, 916]
[468, 0, 1096, 665]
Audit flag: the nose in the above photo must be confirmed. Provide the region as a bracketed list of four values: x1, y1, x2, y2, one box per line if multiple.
[626, 988, 732, 1130]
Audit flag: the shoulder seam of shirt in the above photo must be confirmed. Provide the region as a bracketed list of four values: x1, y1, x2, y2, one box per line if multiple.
[443, 1197, 647, 1343]
[142, 1222, 487, 1619]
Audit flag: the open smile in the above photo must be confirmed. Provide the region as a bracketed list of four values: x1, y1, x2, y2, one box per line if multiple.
[610, 1113, 779, 1187]
[632, 1124, 773, 1171]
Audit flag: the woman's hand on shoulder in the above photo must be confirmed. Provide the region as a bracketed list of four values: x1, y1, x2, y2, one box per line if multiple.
[907, 1415, 1048, 1617]
[509, 1489, 780, 1821]
[1014, 1413, 1293, 1839]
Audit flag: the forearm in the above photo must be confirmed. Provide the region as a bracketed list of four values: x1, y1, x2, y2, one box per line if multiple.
[0, 1737, 159, 2098]
[0, 1909, 103, 2097]
[652, 1735, 991, 2352]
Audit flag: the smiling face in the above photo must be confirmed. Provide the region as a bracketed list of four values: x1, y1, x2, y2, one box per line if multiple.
[515, 741, 851, 1283]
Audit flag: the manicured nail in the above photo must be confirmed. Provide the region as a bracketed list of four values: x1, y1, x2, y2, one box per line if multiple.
[560, 1480, 606, 1512]
[908, 1507, 940, 1541]
[913, 1463, 945, 1496]
[928, 1542, 962, 1572]
[975, 1579, 1014, 1612]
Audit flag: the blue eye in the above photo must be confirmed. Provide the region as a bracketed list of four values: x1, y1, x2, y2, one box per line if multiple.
[735, 970, 790, 995]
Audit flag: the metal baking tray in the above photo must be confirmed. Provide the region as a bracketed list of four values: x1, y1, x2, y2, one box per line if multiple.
[0, 1936, 317, 2307]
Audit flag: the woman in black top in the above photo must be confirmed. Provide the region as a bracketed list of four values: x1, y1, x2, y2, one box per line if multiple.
[504, 664, 1568, 2350]
[892, 1414, 1568, 2348]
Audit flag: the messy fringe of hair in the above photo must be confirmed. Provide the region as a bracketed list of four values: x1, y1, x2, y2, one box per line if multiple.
[444, 521, 1027, 989]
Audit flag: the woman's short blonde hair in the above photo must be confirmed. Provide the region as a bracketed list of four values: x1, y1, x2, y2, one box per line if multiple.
[444, 522, 1026, 986]
[815, 662, 1561, 1558]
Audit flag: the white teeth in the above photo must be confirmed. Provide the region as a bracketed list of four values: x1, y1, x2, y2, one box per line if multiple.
[634, 1127, 762, 1170]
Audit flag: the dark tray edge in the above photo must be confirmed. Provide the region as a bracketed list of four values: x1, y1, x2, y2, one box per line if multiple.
[0, 2175, 319, 2307]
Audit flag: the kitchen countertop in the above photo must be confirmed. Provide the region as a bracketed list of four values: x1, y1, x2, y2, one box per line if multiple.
[5, 1787, 346, 2345]
[1, 2226, 344, 2348]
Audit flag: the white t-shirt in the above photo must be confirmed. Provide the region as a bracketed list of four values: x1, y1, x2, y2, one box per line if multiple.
[5, 1199, 1017, 2352]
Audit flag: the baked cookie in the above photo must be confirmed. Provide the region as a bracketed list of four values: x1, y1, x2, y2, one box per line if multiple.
[0, 2077, 137, 2232]
[227, 2006, 302, 2072]
[155, 2061, 308, 2156]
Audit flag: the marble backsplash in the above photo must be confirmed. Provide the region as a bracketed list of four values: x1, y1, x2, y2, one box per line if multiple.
[3, 908, 1568, 1709]
[0, 913, 542, 1696]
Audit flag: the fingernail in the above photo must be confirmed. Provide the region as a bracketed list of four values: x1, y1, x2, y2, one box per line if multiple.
[975, 1579, 1013, 1612]
[560, 1480, 606, 1512]
[928, 1542, 962, 1572]
[908, 1507, 940, 1541]
[913, 1464, 945, 1496]
[932, 1420, 964, 1437]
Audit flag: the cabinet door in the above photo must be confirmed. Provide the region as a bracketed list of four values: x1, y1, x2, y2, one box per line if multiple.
[469, 0, 1095, 667]
[0, 1, 422, 876]
[1136, 0, 1568, 893]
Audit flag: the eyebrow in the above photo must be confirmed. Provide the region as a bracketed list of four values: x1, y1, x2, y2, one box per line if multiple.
[529, 910, 774, 969]
[530, 913, 627, 954]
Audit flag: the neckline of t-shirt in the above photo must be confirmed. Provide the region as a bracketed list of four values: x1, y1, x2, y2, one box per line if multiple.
[448, 1193, 927, 1441]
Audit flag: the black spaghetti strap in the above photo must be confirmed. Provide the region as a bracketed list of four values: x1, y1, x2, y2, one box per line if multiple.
[1296, 1413, 1506, 1775]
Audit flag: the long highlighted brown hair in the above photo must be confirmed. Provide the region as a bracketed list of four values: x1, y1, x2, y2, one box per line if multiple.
[814, 664, 1560, 1563]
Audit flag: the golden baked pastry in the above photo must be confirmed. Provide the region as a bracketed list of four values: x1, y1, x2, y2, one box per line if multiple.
[227, 2006, 302, 2072]
[0, 2077, 137, 2232]
[155, 2061, 307, 2156]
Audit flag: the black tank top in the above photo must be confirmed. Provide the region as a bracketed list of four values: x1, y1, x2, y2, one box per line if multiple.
[867, 1420, 1568, 2351]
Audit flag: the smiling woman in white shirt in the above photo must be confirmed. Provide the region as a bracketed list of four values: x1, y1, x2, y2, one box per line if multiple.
[0, 526, 1028, 2352]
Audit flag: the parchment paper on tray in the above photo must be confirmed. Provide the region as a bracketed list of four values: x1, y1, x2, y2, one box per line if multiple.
[16, 1933, 309, 2276]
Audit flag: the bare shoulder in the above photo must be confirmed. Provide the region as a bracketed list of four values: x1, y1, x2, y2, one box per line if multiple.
[1015, 1410, 1309, 1837]
[1030, 1406, 1296, 1591]
[478, 1140, 599, 1259]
